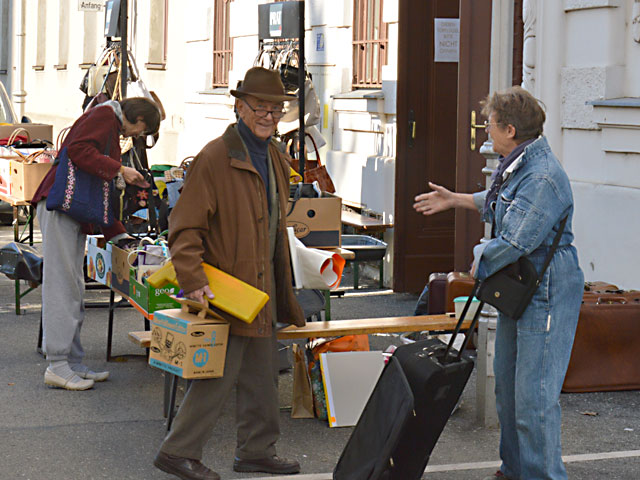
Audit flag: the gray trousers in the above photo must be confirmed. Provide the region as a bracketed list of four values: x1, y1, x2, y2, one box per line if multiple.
[160, 329, 280, 461]
[37, 201, 86, 363]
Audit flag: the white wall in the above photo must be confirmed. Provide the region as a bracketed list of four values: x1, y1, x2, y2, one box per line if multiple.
[536, 0, 640, 288]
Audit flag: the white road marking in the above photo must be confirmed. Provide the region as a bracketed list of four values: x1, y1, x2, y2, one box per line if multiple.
[250, 450, 640, 479]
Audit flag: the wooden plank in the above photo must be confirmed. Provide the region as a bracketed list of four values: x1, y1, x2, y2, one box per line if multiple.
[0, 192, 30, 207]
[129, 314, 468, 348]
[129, 330, 151, 348]
[276, 314, 468, 339]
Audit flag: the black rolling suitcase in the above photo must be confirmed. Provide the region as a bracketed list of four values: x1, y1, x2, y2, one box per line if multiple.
[334, 284, 484, 480]
[333, 356, 415, 480]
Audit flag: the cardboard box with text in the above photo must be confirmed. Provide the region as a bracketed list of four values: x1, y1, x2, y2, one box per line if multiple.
[150, 307, 230, 379]
[286, 192, 342, 248]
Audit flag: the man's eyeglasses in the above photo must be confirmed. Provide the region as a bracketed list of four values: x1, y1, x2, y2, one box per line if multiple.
[242, 99, 285, 120]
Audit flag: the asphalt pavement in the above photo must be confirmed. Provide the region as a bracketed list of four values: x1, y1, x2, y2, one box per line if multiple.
[1, 223, 639, 480]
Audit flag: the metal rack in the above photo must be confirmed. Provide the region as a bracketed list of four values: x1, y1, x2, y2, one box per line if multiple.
[258, 1, 307, 176]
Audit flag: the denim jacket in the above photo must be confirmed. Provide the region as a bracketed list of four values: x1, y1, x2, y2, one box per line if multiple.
[471, 136, 577, 280]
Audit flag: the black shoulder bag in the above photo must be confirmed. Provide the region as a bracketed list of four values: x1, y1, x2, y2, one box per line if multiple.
[476, 215, 568, 320]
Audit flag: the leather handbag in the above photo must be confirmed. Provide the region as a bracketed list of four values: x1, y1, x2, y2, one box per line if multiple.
[477, 216, 568, 320]
[112, 146, 164, 234]
[299, 133, 336, 194]
[46, 142, 115, 227]
[277, 48, 303, 91]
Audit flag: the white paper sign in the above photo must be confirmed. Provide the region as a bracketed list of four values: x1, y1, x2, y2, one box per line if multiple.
[434, 18, 460, 63]
[320, 351, 385, 428]
[78, 0, 104, 12]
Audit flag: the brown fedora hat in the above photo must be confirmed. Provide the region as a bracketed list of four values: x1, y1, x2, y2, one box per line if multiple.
[230, 67, 297, 102]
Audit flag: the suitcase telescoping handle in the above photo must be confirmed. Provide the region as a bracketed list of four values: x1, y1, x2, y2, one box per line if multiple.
[443, 280, 484, 362]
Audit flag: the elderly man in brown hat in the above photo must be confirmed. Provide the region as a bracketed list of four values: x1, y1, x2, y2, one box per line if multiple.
[153, 67, 306, 480]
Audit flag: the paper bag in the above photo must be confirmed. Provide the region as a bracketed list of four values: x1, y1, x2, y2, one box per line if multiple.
[291, 343, 314, 419]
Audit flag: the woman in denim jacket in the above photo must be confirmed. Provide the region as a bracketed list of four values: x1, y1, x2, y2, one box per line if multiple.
[414, 86, 583, 480]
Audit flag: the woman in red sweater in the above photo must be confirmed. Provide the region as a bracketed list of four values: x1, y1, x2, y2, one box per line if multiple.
[32, 97, 161, 390]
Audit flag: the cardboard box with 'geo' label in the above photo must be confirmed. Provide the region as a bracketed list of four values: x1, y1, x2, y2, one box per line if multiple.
[149, 307, 229, 379]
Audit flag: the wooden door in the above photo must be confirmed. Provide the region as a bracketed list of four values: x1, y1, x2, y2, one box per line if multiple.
[453, 0, 493, 272]
[394, 0, 493, 292]
[394, 0, 460, 293]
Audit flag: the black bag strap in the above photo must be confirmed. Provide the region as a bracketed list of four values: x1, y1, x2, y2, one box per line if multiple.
[536, 215, 568, 286]
[490, 213, 568, 283]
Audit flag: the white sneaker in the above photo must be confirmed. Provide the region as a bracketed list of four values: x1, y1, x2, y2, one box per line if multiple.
[71, 364, 110, 382]
[44, 367, 94, 390]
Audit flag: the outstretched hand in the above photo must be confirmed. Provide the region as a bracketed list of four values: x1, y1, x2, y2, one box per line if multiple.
[186, 285, 215, 307]
[413, 182, 456, 216]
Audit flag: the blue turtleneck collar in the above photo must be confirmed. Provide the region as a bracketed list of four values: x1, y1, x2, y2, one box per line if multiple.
[237, 118, 271, 210]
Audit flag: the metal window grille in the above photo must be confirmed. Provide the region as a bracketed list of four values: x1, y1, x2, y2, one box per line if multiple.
[353, 0, 388, 88]
[212, 0, 233, 87]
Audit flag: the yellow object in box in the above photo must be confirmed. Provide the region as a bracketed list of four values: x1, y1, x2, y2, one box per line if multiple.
[146, 261, 269, 324]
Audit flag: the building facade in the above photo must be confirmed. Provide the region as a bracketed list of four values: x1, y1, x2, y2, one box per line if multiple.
[2, 0, 637, 289]
[520, 0, 639, 288]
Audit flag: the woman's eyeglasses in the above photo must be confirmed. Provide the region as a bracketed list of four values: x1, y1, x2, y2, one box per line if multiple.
[483, 120, 501, 131]
[242, 99, 286, 120]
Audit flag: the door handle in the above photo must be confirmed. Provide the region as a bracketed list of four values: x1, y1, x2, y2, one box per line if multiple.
[408, 109, 416, 148]
[470, 110, 485, 151]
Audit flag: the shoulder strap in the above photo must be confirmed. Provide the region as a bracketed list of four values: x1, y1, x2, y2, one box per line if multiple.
[536, 215, 568, 285]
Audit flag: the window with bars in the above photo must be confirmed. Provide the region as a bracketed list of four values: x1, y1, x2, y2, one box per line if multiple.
[212, 0, 233, 87]
[353, 0, 388, 88]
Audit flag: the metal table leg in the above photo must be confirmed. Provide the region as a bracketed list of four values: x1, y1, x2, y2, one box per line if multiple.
[352, 261, 360, 289]
[323, 290, 331, 321]
[12, 204, 36, 315]
[107, 290, 116, 361]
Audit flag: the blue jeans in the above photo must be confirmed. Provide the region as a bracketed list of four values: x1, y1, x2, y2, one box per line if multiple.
[494, 247, 583, 480]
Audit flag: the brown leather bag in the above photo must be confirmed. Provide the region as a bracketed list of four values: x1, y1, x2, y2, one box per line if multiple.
[445, 271, 475, 314]
[584, 281, 619, 293]
[562, 292, 640, 393]
[289, 133, 335, 193]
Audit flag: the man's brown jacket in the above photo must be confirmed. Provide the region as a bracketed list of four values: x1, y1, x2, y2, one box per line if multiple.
[168, 124, 305, 337]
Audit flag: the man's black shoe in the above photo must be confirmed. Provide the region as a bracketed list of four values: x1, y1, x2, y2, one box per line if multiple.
[153, 451, 220, 480]
[233, 455, 300, 474]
